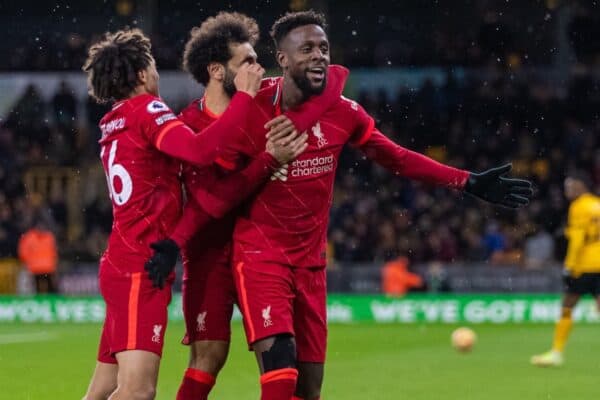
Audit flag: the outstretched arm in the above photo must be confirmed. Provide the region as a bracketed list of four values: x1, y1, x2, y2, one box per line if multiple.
[358, 129, 533, 208]
[358, 129, 470, 189]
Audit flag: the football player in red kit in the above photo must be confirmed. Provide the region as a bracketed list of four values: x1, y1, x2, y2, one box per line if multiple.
[142, 13, 344, 400]
[80, 28, 311, 400]
[148, 11, 533, 400]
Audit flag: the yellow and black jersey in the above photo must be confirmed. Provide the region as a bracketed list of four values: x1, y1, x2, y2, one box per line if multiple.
[564, 193, 600, 275]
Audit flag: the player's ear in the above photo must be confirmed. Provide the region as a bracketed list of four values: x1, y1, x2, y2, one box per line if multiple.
[276, 50, 287, 69]
[208, 62, 224, 81]
[137, 68, 148, 85]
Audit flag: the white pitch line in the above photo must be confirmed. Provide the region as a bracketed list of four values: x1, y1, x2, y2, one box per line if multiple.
[0, 331, 58, 344]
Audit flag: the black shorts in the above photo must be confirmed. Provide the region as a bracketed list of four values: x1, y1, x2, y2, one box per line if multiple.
[564, 273, 600, 296]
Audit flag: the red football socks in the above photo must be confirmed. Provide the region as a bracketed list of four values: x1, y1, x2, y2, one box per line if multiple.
[176, 368, 216, 400]
[260, 368, 298, 400]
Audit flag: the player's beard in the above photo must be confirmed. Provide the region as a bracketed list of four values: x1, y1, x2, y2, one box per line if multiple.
[223, 67, 237, 98]
[291, 68, 327, 97]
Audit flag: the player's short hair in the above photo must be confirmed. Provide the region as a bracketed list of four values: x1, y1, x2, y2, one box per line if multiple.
[182, 12, 260, 85]
[568, 170, 593, 190]
[270, 10, 327, 49]
[82, 28, 154, 103]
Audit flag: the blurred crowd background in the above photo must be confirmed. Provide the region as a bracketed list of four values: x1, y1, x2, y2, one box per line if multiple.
[1, 0, 599, 291]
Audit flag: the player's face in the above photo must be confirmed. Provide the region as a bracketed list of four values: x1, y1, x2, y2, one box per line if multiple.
[223, 42, 258, 98]
[279, 24, 330, 96]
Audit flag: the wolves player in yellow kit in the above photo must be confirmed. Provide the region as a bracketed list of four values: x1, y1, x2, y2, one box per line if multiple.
[531, 172, 600, 367]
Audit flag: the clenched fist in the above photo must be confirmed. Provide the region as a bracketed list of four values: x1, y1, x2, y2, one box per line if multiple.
[234, 62, 265, 98]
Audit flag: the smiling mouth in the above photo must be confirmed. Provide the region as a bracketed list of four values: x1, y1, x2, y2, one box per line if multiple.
[307, 67, 325, 81]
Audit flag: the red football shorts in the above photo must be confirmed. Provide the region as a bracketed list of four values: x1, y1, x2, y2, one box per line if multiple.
[181, 253, 237, 344]
[97, 258, 173, 364]
[233, 261, 327, 363]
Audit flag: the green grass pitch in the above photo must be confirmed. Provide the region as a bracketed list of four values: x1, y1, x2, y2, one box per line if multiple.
[0, 322, 598, 399]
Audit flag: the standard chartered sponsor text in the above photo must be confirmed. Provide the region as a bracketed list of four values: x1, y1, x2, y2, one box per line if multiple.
[291, 155, 334, 177]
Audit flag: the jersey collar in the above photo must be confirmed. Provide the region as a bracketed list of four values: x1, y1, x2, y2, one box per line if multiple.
[272, 81, 282, 116]
[198, 96, 221, 119]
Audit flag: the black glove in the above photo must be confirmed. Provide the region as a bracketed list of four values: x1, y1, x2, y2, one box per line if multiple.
[144, 239, 180, 289]
[465, 164, 533, 209]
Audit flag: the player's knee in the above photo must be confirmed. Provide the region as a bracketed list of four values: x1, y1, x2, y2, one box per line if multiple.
[82, 379, 117, 400]
[135, 386, 156, 400]
[189, 352, 227, 376]
[114, 384, 156, 400]
[115, 376, 156, 400]
[189, 341, 229, 375]
[259, 334, 296, 372]
[82, 387, 114, 400]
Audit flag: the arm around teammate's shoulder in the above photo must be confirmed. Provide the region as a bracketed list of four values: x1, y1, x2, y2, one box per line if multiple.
[153, 63, 264, 166]
[146, 92, 254, 166]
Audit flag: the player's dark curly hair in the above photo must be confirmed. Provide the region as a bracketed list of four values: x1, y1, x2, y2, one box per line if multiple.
[82, 29, 154, 103]
[270, 10, 327, 49]
[183, 12, 260, 85]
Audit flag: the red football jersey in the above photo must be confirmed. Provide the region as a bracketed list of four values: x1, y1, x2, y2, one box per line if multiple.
[98, 94, 183, 271]
[162, 66, 465, 270]
[231, 82, 469, 269]
[231, 84, 375, 268]
[167, 71, 345, 253]
[177, 98, 238, 272]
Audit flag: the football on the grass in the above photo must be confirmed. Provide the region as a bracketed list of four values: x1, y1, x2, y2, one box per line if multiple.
[451, 327, 476, 352]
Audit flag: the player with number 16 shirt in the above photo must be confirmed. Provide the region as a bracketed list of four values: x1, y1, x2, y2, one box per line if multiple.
[94, 40, 264, 364]
[79, 27, 296, 400]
